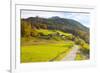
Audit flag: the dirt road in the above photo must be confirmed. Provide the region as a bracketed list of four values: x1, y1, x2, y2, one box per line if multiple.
[61, 45, 79, 61]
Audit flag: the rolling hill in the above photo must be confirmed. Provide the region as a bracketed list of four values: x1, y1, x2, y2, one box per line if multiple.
[21, 16, 89, 43]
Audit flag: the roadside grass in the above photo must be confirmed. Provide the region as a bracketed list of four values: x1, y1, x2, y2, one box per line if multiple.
[75, 53, 84, 60]
[21, 41, 74, 63]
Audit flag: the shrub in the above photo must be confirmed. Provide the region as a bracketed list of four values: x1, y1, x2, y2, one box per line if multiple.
[31, 30, 39, 37]
[74, 37, 80, 45]
[52, 36, 61, 41]
[80, 43, 89, 55]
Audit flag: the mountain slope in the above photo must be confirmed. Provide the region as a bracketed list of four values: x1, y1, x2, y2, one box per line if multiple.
[21, 16, 89, 43]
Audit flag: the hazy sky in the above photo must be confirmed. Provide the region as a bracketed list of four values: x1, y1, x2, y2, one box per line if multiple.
[21, 10, 90, 27]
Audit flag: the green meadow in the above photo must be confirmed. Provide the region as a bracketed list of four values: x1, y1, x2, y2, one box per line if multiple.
[21, 41, 74, 62]
[21, 29, 74, 63]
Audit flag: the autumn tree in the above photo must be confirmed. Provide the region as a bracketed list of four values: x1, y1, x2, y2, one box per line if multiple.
[21, 20, 31, 37]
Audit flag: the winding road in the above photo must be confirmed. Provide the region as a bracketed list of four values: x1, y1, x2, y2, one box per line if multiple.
[61, 45, 79, 61]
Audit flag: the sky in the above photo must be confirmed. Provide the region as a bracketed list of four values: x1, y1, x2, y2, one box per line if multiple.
[21, 10, 90, 28]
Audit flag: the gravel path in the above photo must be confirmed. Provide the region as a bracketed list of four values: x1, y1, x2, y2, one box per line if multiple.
[61, 45, 79, 61]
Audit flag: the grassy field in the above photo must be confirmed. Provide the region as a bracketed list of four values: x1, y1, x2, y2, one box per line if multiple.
[36, 29, 72, 36]
[21, 29, 75, 63]
[21, 41, 74, 63]
[21, 29, 89, 63]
